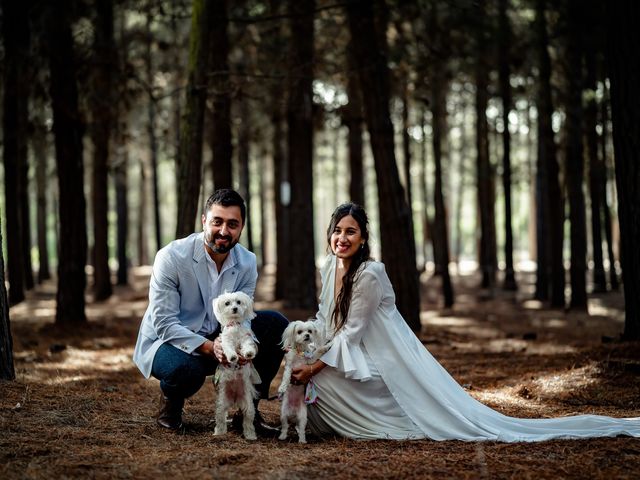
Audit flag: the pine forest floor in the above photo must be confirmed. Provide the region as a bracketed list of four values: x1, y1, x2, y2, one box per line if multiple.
[2, 265, 640, 479]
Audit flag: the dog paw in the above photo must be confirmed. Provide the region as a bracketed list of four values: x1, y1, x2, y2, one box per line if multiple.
[278, 432, 288, 441]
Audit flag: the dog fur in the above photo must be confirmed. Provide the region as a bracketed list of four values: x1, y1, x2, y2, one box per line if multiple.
[277, 320, 330, 443]
[212, 291, 259, 440]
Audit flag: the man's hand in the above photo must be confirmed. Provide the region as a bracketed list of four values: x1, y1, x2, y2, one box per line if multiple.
[212, 337, 250, 366]
[197, 339, 217, 358]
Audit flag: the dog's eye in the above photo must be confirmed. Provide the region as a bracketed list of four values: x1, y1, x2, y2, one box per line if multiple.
[236, 300, 241, 305]
[225, 301, 230, 306]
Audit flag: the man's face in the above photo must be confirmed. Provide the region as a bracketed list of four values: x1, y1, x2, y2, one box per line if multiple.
[202, 204, 244, 255]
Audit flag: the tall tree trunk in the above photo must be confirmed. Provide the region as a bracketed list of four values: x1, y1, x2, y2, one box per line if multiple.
[600, 81, 619, 290]
[431, 72, 454, 307]
[346, 0, 420, 330]
[19, 136, 34, 293]
[584, 38, 606, 293]
[419, 106, 433, 270]
[175, 0, 214, 238]
[475, 0, 497, 292]
[145, 12, 162, 253]
[535, 0, 565, 307]
[565, 0, 588, 310]
[113, 7, 129, 284]
[269, 0, 289, 299]
[454, 103, 468, 265]
[137, 158, 149, 266]
[91, 0, 115, 301]
[345, 43, 365, 207]
[16, 1, 34, 294]
[33, 118, 51, 282]
[46, 1, 88, 326]
[114, 141, 129, 285]
[606, 1, 640, 340]
[259, 146, 268, 267]
[0, 220, 15, 380]
[210, 0, 233, 191]
[285, 0, 317, 309]
[401, 80, 413, 210]
[499, 0, 517, 291]
[238, 88, 254, 253]
[1, 0, 28, 305]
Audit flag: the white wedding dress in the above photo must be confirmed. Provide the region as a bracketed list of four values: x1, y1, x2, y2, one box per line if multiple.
[307, 255, 640, 441]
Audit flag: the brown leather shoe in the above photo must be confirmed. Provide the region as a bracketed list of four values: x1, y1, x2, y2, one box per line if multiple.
[157, 394, 184, 430]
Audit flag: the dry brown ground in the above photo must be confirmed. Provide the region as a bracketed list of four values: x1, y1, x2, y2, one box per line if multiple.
[2, 266, 640, 479]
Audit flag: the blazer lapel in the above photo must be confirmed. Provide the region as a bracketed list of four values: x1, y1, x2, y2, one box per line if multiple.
[192, 233, 211, 318]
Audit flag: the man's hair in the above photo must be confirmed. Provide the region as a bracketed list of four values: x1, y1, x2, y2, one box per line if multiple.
[203, 189, 246, 223]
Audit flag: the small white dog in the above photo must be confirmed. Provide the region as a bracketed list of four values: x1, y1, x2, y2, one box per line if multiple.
[212, 291, 259, 441]
[277, 320, 330, 443]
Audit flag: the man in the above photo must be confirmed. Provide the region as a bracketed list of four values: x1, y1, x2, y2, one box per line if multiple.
[133, 189, 288, 433]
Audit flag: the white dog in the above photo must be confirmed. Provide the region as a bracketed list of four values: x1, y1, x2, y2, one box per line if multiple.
[212, 291, 259, 441]
[277, 320, 330, 443]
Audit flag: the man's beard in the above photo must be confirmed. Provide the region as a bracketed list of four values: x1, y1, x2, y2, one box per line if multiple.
[204, 233, 238, 254]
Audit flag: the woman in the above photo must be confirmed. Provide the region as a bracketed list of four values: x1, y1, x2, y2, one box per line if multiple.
[291, 203, 640, 441]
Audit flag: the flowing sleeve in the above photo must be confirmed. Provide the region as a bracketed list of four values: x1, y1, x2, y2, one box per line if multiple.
[320, 269, 382, 381]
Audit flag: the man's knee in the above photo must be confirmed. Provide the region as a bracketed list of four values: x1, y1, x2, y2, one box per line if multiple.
[252, 310, 289, 344]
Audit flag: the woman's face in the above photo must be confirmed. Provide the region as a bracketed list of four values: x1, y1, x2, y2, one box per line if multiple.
[330, 215, 364, 260]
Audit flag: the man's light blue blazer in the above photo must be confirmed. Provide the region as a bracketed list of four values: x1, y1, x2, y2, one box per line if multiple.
[132, 232, 258, 378]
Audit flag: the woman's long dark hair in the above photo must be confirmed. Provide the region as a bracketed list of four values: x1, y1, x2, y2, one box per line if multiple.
[327, 203, 371, 333]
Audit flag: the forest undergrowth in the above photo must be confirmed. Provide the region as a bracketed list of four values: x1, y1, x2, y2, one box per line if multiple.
[1, 266, 639, 479]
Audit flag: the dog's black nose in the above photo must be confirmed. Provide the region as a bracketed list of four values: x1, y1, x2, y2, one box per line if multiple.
[232, 307, 238, 313]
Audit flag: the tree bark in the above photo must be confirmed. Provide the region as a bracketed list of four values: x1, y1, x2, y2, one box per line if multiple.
[401, 80, 413, 210]
[475, 0, 497, 292]
[175, 0, 215, 238]
[419, 106, 433, 271]
[606, 1, 640, 340]
[33, 117, 51, 283]
[0, 220, 15, 380]
[238, 88, 254, 253]
[584, 31, 607, 293]
[285, 0, 317, 309]
[114, 142, 129, 285]
[565, 0, 588, 310]
[268, 0, 290, 300]
[345, 41, 365, 207]
[498, 0, 517, 291]
[209, 0, 233, 191]
[534, 0, 565, 307]
[600, 81, 619, 290]
[346, 0, 421, 330]
[431, 72, 454, 307]
[137, 158, 149, 266]
[145, 12, 162, 253]
[46, 1, 88, 326]
[1, 0, 29, 305]
[91, 0, 115, 301]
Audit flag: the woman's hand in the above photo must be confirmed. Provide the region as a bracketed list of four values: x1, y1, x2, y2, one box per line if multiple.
[291, 361, 325, 385]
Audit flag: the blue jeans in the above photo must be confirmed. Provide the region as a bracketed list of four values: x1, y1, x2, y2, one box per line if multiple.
[151, 310, 288, 401]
